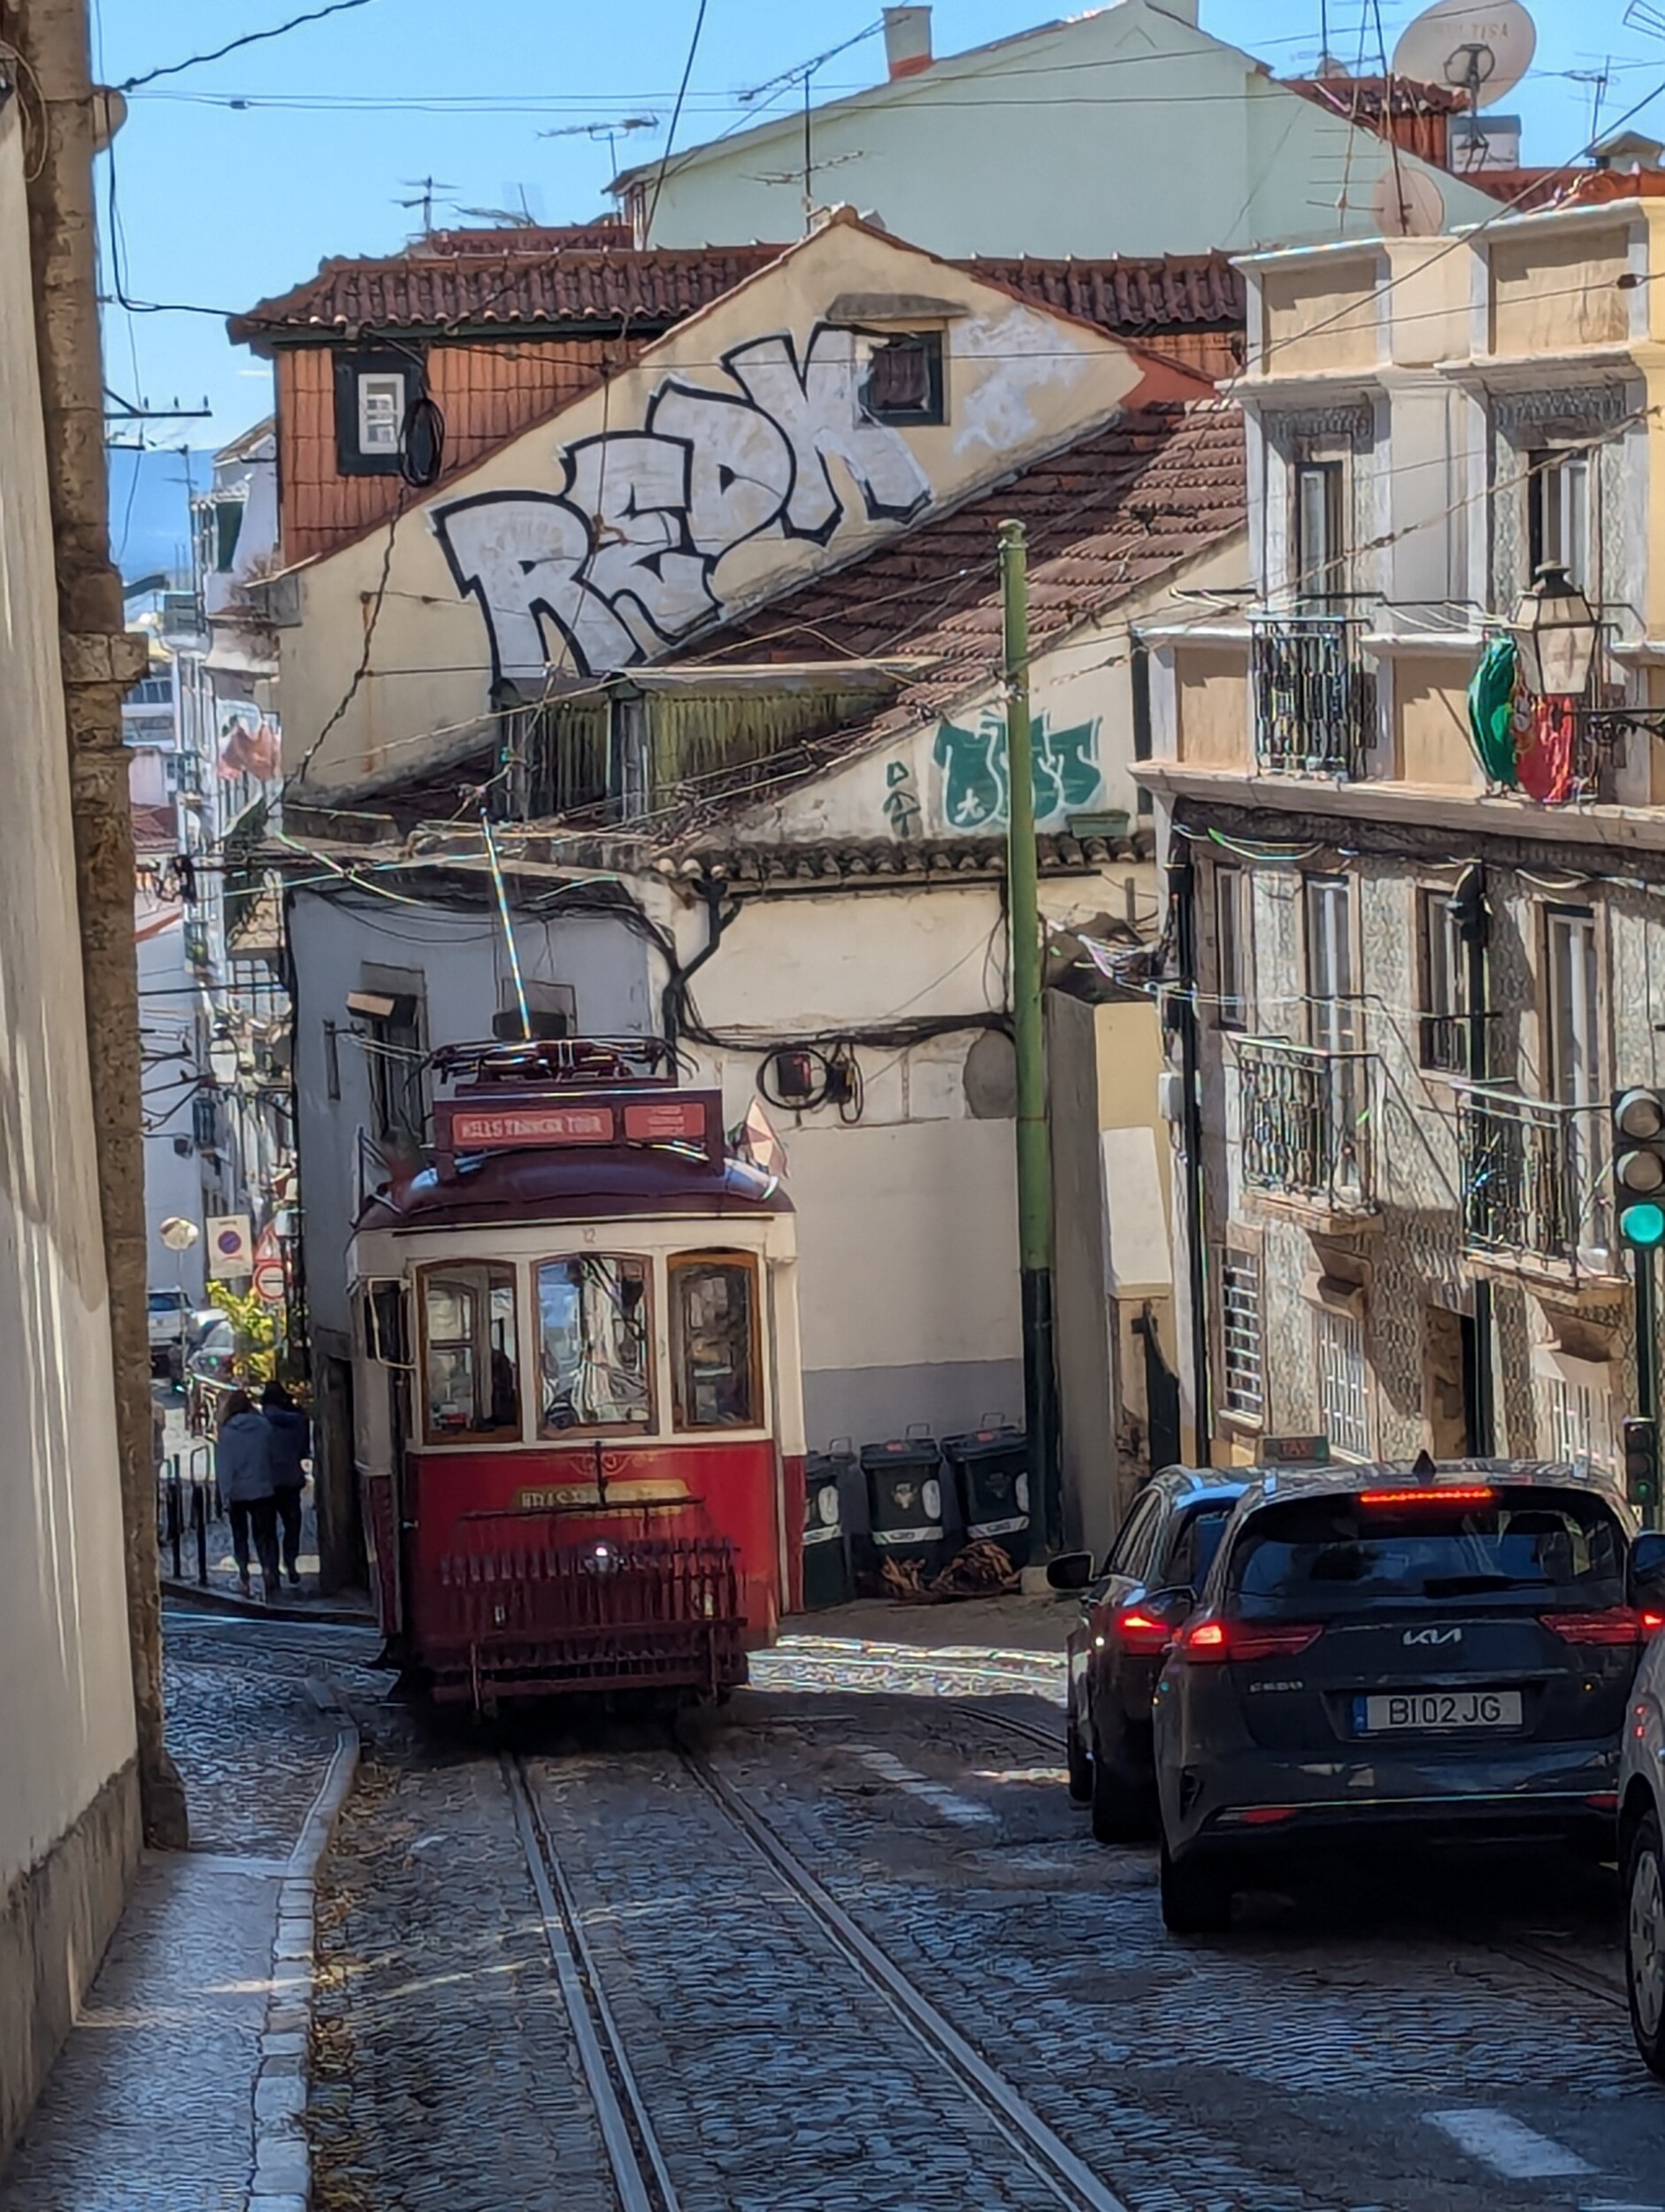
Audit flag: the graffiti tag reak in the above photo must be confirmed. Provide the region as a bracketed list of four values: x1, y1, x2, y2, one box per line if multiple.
[434, 326, 932, 683]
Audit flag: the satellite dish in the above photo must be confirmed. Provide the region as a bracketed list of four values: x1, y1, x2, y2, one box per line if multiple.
[1393, 0, 1537, 110]
[1371, 164, 1447, 237]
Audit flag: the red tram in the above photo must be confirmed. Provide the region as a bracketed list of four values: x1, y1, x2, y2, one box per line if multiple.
[348, 1039, 804, 1711]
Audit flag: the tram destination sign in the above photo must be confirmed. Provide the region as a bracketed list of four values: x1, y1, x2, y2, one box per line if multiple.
[437, 1090, 718, 1159]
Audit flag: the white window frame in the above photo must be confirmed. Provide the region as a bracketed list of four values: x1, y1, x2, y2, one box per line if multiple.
[1416, 886, 1467, 1073]
[357, 371, 406, 456]
[1216, 864, 1250, 1031]
[1529, 445, 1592, 596]
[1315, 1303, 1372, 1460]
[1538, 1364, 1616, 1482]
[1294, 457, 1346, 608]
[1219, 1246, 1263, 1424]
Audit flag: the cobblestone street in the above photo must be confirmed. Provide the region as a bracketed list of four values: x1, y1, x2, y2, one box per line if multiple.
[295, 1619, 1665, 2212]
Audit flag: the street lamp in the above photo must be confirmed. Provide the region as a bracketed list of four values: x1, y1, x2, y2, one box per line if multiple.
[1508, 564, 1600, 701]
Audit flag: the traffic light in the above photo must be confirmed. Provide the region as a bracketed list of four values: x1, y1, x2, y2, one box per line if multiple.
[1613, 1088, 1665, 1248]
[1623, 1417, 1661, 1515]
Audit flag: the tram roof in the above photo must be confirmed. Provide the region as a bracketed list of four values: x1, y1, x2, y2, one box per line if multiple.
[356, 1145, 792, 1234]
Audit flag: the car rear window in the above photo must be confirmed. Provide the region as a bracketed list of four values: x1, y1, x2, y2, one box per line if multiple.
[1163, 1502, 1234, 1591]
[1225, 1486, 1626, 1617]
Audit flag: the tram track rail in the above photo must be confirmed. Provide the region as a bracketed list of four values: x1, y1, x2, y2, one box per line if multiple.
[503, 1754, 681, 2212]
[676, 1740, 1131, 2212]
[507, 1733, 1130, 2212]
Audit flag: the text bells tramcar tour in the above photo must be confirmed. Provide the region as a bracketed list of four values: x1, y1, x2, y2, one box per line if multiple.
[349, 1038, 805, 1713]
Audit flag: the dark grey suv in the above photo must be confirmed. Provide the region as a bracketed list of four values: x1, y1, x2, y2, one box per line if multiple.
[1152, 1458, 1665, 1933]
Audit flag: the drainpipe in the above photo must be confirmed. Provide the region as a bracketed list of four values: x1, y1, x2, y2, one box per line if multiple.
[1451, 862, 1496, 1455]
[1169, 850, 1211, 1466]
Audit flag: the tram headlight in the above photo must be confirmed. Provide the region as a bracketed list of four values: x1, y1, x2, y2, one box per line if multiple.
[579, 1540, 621, 1577]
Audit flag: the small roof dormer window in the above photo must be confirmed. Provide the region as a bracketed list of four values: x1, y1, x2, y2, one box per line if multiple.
[859, 330, 945, 427]
[333, 349, 412, 476]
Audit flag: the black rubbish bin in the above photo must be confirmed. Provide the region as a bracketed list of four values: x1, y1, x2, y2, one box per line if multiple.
[859, 1435, 948, 1588]
[801, 1448, 854, 1609]
[943, 1423, 1032, 1568]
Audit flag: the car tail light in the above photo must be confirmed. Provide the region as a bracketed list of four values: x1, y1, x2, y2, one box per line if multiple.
[1358, 1485, 1495, 1507]
[1541, 1608, 1651, 1646]
[1173, 1615, 1324, 1663]
[1114, 1607, 1173, 1655]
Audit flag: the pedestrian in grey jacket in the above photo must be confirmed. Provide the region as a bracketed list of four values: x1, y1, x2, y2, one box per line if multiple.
[262, 1379, 311, 1590]
[216, 1392, 280, 1601]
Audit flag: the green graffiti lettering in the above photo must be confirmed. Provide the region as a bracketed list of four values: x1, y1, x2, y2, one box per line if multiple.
[932, 713, 1101, 831]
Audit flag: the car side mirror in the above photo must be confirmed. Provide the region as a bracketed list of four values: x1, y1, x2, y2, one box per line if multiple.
[1630, 1531, 1665, 1605]
[1046, 1550, 1095, 1592]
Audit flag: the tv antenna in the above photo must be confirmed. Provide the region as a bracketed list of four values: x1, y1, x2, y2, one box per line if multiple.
[538, 114, 658, 179]
[1623, 2, 1665, 43]
[451, 184, 544, 228]
[396, 176, 456, 233]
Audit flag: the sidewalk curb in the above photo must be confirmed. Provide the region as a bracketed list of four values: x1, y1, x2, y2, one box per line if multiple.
[162, 1577, 375, 1629]
[248, 1680, 360, 2212]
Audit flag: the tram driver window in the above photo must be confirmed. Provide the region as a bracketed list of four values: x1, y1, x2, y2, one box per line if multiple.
[537, 1256, 652, 1433]
[669, 1254, 760, 1431]
[420, 1262, 520, 1441]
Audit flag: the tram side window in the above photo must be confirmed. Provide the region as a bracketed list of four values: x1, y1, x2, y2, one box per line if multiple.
[421, 1263, 520, 1441]
[537, 1256, 653, 1433]
[669, 1255, 760, 1431]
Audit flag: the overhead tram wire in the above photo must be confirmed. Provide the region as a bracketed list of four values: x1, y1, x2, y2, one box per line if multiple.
[115, 0, 380, 93]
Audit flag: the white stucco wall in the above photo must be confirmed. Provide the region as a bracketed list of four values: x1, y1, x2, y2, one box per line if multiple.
[276, 217, 1178, 791]
[137, 903, 208, 1304]
[624, 2, 1500, 260]
[288, 887, 656, 1348]
[0, 99, 137, 1895]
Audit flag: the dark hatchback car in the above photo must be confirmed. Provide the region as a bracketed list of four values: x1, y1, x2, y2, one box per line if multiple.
[1152, 1458, 1665, 1933]
[1048, 1468, 1250, 1842]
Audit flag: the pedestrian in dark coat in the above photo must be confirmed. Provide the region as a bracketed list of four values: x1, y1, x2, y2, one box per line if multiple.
[261, 1379, 311, 1590]
[217, 1390, 280, 1601]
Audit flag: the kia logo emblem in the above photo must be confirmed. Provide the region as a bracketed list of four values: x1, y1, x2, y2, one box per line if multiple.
[1403, 1626, 1462, 1646]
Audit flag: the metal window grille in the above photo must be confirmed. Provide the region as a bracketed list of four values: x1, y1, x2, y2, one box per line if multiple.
[1250, 615, 1371, 778]
[1220, 1249, 1263, 1420]
[1315, 1306, 1371, 1460]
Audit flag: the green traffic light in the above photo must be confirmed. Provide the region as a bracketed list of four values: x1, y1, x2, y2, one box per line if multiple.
[1621, 1200, 1665, 1248]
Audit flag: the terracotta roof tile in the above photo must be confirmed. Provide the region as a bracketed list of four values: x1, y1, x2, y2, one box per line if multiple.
[680, 397, 1247, 760]
[229, 244, 787, 349]
[675, 833, 1130, 889]
[967, 253, 1243, 333]
[231, 242, 1247, 350]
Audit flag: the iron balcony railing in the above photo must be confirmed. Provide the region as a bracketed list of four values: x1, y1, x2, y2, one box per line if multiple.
[1237, 1036, 1376, 1212]
[1251, 613, 1373, 778]
[1458, 1089, 1609, 1272]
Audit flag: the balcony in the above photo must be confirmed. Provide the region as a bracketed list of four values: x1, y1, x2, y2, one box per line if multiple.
[1251, 614, 1372, 779]
[1237, 1037, 1376, 1222]
[1458, 1089, 1614, 1285]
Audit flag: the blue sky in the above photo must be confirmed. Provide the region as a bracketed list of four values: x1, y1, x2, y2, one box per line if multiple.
[96, 0, 1665, 450]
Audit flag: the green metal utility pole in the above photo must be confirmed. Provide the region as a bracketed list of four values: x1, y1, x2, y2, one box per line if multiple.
[999, 520, 1061, 1550]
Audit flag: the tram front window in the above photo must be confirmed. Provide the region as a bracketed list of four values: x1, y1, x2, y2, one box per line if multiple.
[421, 1263, 520, 1441]
[670, 1254, 760, 1430]
[537, 1256, 652, 1433]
